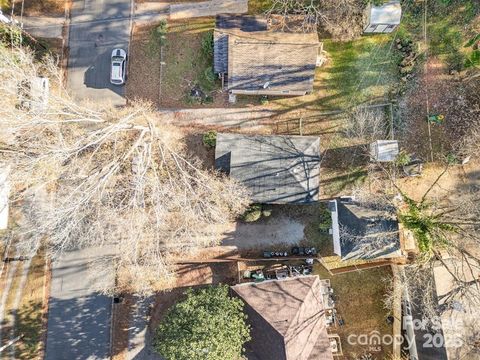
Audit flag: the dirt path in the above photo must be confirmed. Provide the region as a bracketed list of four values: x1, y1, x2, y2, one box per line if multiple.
[160, 107, 276, 130]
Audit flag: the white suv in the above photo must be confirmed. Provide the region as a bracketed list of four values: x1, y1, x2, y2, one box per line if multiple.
[110, 48, 127, 85]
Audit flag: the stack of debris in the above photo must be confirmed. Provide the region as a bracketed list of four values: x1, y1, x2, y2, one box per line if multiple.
[396, 38, 417, 82]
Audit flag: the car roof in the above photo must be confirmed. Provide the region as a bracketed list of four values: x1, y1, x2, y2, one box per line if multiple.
[111, 61, 123, 80]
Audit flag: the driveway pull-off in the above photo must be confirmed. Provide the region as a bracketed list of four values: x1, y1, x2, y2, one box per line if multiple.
[67, 0, 132, 106]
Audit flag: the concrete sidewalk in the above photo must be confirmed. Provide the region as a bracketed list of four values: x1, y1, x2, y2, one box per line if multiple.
[169, 0, 248, 19]
[21, 16, 64, 39]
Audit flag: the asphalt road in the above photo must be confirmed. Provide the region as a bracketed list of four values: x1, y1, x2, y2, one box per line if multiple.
[67, 0, 132, 106]
[45, 246, 115, 360]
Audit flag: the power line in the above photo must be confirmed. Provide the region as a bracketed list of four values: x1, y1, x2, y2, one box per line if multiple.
[424, 0, 434, 162]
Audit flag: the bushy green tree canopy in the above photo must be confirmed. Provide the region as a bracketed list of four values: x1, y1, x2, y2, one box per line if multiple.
[154, 285, 250, 360]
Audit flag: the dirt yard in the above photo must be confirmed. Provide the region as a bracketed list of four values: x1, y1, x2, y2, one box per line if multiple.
[219, 203, 333, 256]
[315, 264, 394, 360]
[127, 18, 233, 108]
[222, 215, 305, 250]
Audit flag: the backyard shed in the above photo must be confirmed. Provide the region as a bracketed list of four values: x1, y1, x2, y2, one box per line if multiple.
[215, 133, 320, 204]
[231, 276, 335, 360]
[329, 197, 402, 260]
[364, 1, 402, 34]
[370, 140, 399, 162]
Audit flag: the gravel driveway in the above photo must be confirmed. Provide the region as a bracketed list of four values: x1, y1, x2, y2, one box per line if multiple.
[222, 215, 305, 250]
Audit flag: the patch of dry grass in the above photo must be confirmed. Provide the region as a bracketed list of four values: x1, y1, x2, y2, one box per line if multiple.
[12, 252, 46, 360]
[10, 0, 65, 17]
[314, 264, 393, 359]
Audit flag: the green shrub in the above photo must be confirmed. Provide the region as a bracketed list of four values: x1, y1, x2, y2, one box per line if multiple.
[201, 31, 214, 58]
[203, 95, 214, 104]
[395, 151, 411, 166]
[318, 205, 332, 232]
[445, 153, 458, 165]
[445, 51, 466, 72]
[0, 24, 23, 47]
[203, 67, 216, 84]
[242, 204, 262, 222]
[154, 285, 250, 360]
[202, 130, 217, 148]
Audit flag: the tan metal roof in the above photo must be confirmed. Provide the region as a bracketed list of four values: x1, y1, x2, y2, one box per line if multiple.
[226, 30, 319, 93]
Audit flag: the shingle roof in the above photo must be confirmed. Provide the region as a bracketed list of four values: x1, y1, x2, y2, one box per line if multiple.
[231, 276, 334, 360]
[330, 198, 401, 260]
[214, 14, 267, 73]
[215, 133, 320, 204]
[227, 30, 319, 93]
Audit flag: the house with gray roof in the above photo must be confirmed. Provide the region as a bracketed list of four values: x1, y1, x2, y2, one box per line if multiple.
[215, 133, 320, 204]
[329, 197, 402, 260]
[231, 276, 334, 360]
[214, 15, 320, 100]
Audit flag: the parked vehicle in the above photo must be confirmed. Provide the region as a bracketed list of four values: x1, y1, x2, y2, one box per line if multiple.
[110, 49, 127, 85]
[291, 246, 317, 256]
[263, 251, 288, 258]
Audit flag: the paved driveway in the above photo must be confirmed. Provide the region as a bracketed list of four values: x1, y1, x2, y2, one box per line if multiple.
[46, 246, 115, 360]
[67, 0, 132, 106]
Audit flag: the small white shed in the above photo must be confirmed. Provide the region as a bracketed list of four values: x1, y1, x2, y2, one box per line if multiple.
[364, 1, 402, 34]
[0, 166, 10, 230]
[370, 140, 399, 162]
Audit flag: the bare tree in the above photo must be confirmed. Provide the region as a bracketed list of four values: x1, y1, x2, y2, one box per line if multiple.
[0, 45, 250, 295]
[344, 106, 388, 143]
[266, 0, 365, 40]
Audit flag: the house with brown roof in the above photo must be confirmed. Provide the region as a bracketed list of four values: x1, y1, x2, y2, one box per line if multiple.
[231, 276, 334, 360]
[214, 15, 320, 101]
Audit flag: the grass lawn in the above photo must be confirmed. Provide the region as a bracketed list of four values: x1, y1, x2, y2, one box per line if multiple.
[315, 264, 394, 359]
[127, 18, 225, 108]
[161, 18, 222, 107]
